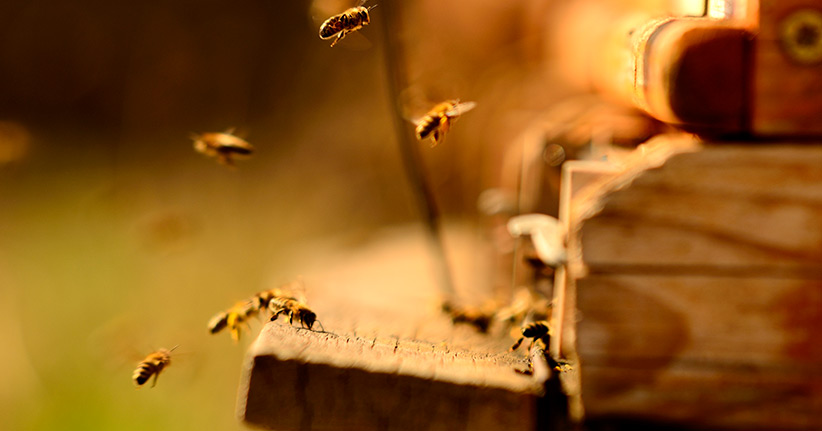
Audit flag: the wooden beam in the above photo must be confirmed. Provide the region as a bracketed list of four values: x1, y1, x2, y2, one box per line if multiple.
[561, 135, 822, 430]
[239, 324, 543, 431]
[236, 226, 565, 431]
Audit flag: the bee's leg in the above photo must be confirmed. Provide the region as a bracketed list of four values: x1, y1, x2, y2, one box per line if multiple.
[510, 337, 525, 351]
[288, 310, 295, 325]
[151, 372, 159, 388]
[441, 117, 451, 134]
[228, 316, 241, 341]
[430, 131, 440, 147]
[330, 31, 347, 47]
[217, 153, 234, 166]
[270, 309, 283, 321]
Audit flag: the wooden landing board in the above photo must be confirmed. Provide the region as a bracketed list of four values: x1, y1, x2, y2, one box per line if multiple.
[236, 226, 554, 431]
[239, 324, 543, 431]
[562, 136, 822, 430]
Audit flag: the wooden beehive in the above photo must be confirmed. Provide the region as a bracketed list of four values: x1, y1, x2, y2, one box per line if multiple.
[236, 228, 571, 431]
[239, 1, 822, 429]
[556, 134, 822, 430]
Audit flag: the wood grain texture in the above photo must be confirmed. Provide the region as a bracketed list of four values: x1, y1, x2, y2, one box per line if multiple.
[581, 143, 822, 270]
[239, 324, 542, 431]
[562, 136, 822, 429]
[236, 226, 556, 431]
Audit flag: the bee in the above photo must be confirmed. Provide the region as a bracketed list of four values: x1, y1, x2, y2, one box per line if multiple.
[133, 346, 177, 388]
[413, 100, 477, 147]
[190, 128, 254, 166]
[208, 299, 261, 341]
[319, 3, 376, 47]
[441, 301, 495, 333]
[496, 287, 552, 328]
[510, 320, 552, 352]
[252, 287, 284, 310]
[208, 280, 308, 341]
[269, 297, 323, 331]
[516, 354, 573, 376]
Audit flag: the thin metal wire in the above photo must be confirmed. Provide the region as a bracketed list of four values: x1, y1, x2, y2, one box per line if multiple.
[377, 1, 455, 298]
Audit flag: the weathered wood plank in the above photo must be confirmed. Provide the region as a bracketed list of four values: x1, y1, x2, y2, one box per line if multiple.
[561, 138, 822, 429]
[239, 324, 542, 431]
[581, 144, 822, 270]
[237, 226, 554, 431]
[577, 275, 822, 366]
[582, 363, 822, 431]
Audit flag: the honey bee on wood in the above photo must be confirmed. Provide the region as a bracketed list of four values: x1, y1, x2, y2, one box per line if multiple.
[516, 352, 573, 377]
[208, 299, 261, 342]
[319, 2, 376, 47]
[269, 297, 323, 331]
[510, 320, 552, 352]
[441, 301, 495, 333]
[253, 279, 306, 310]
[208, 280, 308, 341]
[252, 288, 284, 310]
[190, 128, 254, 166]
[412, 100, 477, 147]
[133, 346, 177, 388]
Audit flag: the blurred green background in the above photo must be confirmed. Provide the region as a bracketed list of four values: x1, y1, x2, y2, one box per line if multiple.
[0, 0, 631, 427]
[0, 1, 418, 429]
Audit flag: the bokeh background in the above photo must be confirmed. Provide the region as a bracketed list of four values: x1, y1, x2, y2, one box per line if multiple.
[0, 0, 701, 429]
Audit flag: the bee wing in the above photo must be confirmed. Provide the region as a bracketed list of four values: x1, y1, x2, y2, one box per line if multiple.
[310, 0, 354, 23]
[404, 113, 425, 126]
[311, 0, 373, 49]
[333, 31, 373, 50]
[446, 101, 477, 117]
[281, 278, 308, 303]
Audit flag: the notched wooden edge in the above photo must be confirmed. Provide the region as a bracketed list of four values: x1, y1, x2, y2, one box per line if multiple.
[237, 323, 550, 430]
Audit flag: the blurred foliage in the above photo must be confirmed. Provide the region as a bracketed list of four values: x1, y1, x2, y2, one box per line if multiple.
[0, 0, 683, 429]
[0, 1, 413, 430]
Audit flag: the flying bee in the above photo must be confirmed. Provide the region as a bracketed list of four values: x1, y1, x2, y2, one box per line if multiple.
[133, 346, 177, 388]
[319, 3, 376, 47]
[269, 297, 323, 331]
[510, 320, 552, 352]
[190, 128, 254, 166]
[208, 299, 261, 342]
[412, 100, 477, 147]
[207, 310, 230, 335]
[252, 287, 284, 311]
[253, 279, 306, 310]
[441, 301, 495, 333]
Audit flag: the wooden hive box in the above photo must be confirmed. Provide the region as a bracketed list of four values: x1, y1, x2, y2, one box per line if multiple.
[558, 134, 822, 430]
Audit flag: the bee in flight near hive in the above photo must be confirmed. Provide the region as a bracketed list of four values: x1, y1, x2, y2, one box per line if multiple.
[208, 299, 261, 342]
[133, 346, 178, 388]
[208, 280, 309, 342]
[319, 1, 377, 47]
[269, 297, 323, 331]
[190, 128, 254, 166]
[412, 100, 477, 147]
[510, 320, 552, 352]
